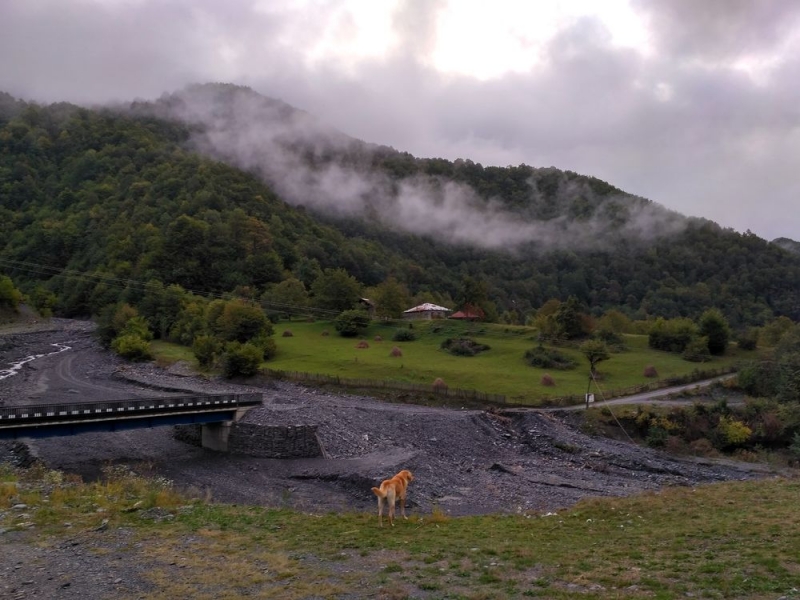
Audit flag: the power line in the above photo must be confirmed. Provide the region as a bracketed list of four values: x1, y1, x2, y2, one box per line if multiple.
[587, 370, 636, 444]
[0, 257, 341, 318]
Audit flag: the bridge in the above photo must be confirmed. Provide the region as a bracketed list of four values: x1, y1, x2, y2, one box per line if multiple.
[0, 393, 263, 451]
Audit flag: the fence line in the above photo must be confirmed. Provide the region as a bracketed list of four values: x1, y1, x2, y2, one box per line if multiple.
[264, 365, 737, 408]
[536, 366, 738, 407]
[263, 368, 506, 404]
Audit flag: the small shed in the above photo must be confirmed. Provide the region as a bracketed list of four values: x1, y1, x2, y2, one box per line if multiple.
[449, 304, 485, 321]
[358, 297, 376, 318]
[402, 303, 451, 321]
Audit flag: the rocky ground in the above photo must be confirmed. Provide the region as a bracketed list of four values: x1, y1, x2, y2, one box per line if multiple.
[0, 319, 773, 517]
[0, 319, 787, 599]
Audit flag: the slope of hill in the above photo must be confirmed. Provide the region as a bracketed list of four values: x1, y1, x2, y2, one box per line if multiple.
[773, 237, 800, 255]
[0, 85, 799, 326]
[143, 83, 688, 252]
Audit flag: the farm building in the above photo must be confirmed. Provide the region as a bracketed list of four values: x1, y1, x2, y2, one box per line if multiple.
[449, 305, 485, 321]
[358, 297, 376, 317]
[402, 303, 451, 320]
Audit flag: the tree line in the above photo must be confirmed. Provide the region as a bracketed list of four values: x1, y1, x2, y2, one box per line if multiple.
[2, 92, 800, 340]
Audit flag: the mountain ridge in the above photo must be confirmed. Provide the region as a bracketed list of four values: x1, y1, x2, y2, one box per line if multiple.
[0, 85, 799, 326]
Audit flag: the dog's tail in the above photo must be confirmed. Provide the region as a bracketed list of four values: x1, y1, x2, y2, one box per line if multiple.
[371, 486, 386, 498]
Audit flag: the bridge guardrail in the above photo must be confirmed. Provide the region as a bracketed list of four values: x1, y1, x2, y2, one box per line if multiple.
[0, 392, 263, 425]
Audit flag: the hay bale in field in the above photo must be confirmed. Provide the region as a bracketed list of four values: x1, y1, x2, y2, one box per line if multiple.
[643, 365, 658, 378]
[541, 373, 555, 386]
[355, 340, 370, 349]
[432, 377, 447, 390]
[374, 335, 383, 342]
[390, 346, 403, 357]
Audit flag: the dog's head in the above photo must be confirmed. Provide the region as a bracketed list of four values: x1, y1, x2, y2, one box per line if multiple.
[398, 469, 414, 483]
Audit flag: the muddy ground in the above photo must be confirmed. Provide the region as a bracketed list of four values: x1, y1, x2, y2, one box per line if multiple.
[0, 319, 776, 518]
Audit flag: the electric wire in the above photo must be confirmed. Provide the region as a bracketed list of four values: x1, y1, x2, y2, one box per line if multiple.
[588, 369, 636, 444]
[0, 257, 342, 318]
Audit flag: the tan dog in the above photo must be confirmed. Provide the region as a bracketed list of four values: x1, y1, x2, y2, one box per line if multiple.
[371, 469, 414, 526]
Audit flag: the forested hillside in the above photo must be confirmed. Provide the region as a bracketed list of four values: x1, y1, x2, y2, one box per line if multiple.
[1, 85, 799, 327]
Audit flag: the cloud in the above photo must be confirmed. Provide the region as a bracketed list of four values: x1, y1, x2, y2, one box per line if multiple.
[1, 0, 799, 241]
[150, 84, 686, 252]
[634, 0, 800, 61]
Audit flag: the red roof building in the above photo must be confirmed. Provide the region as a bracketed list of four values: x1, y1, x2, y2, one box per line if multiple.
[449, 304, 485, 321]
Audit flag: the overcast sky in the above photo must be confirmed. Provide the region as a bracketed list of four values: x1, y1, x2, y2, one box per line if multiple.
[2, 0, 799, 242]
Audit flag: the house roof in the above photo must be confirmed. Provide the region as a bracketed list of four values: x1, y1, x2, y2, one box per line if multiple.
[449, 306, 485, 319]
[403, 303, 451, 313]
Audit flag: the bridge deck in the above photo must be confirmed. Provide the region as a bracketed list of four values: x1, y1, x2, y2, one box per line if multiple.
[0, 393, 263, 439]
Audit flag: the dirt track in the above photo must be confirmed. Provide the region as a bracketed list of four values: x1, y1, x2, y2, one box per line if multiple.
[0, 320, 779, 518]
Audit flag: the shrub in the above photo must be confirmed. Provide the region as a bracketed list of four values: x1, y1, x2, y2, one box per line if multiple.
[215, 299, 273, 342]
[524, 346, 576, 370]
[355, 340, 369, 349]
[736, 328, 759, 351]
[252, 336, 277, 360]
[645, 426, 669, 448]
[441, 337, 490, 357]
[789, 432, 800, 461]
[643, 365, 658, 378]
[698, 308, 731, 355]
[648, 317, 697, 353]
[390, 346, 403, 357]
[282, 330, 293, 337]
[717, 416, 752, 448]
[0, 274, 23, 311]
[30, 285, 56, 318]
[682, 337, 712, 362]
[334, 310, 370, 337]
[321, 330, 329, 336]
[736, 361, 779, 397]
[689, 438, 718, 457]
[111, 334, 152, 361]
[392, 328, 416, 342]
[664, 435, 688, 455]
[755, 410, 784, 444]
[192, 334, 220, 368]
[540, 373, 555, 386]
[432, 377, 447, 390]
[374, 335, 383, 342]
[221, 342, 262, 378]
[596, 329, 625, 348]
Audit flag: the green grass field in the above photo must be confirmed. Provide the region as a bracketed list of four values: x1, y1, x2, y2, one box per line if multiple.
[3, 465, 799, 599]
[154, 320, 757, 406]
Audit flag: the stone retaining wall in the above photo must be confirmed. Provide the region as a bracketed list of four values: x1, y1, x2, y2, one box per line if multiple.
[173, 423, 323, 458]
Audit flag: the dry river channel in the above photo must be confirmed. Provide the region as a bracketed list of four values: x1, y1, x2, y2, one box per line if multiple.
[0, 319, 778, 518]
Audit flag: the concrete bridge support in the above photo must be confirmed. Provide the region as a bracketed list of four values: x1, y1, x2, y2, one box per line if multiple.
[200, 408, 251, 452]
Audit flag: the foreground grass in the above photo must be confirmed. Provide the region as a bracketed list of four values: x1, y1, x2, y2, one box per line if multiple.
[153, 320, 757, 406]
[2, 464, 798, 599]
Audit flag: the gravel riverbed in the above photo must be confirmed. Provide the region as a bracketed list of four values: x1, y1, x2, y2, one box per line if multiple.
[0, 319, 784, 598]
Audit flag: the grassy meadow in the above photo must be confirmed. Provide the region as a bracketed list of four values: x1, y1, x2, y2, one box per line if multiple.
[3, 464, 799, 599]
[153, 319, 757, 406]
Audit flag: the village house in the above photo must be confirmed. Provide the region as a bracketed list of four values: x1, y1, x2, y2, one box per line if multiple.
[402, 302, 451, 320]
[448, 304, 485, 321]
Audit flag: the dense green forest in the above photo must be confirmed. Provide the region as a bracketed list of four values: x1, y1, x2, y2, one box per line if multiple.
[1, 85, 799, 330]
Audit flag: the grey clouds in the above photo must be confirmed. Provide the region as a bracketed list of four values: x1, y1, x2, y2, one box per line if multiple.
[1, 0, 799, 241]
